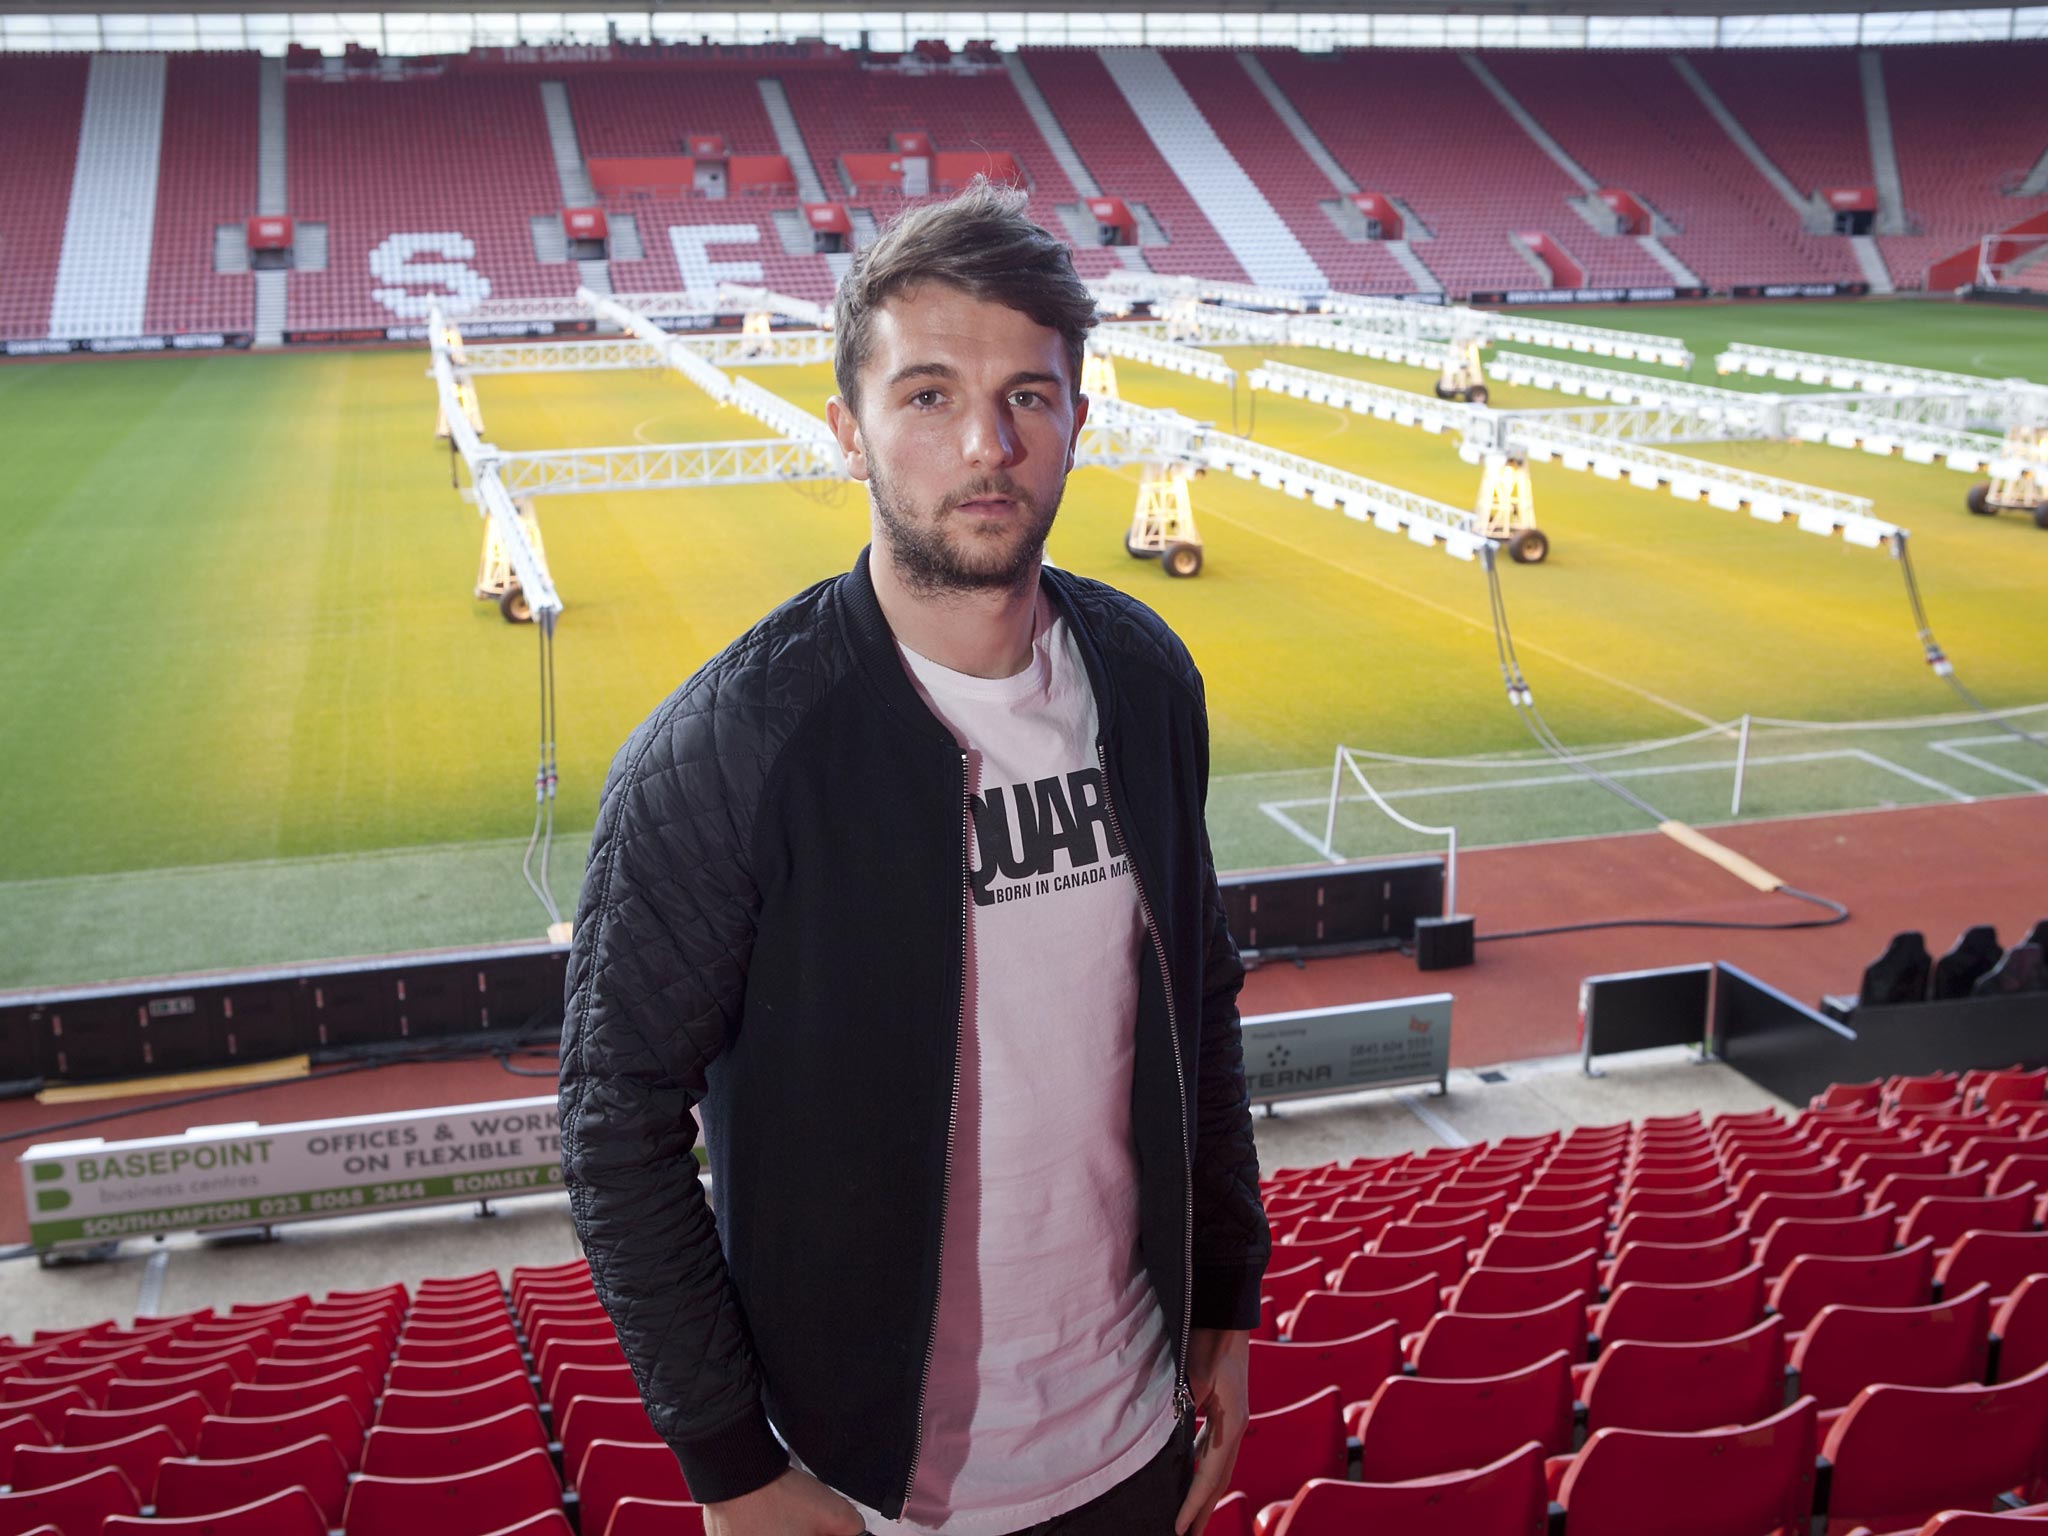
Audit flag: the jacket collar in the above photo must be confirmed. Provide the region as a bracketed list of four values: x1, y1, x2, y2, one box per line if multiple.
[837, 545, 1121, 750]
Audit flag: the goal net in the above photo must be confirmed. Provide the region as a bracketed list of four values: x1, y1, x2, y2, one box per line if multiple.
[1978, 232, 2048, 291]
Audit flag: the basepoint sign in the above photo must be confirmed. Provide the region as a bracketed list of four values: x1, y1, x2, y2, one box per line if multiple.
[21, 1096, 563, 1251]
[1239, 994, 1453, 1105]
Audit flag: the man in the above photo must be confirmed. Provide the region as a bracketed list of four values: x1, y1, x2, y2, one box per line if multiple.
[558, 180, 1269, 1536]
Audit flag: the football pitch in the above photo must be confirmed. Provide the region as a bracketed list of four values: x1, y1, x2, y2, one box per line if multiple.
[3, 299, 2045, 988]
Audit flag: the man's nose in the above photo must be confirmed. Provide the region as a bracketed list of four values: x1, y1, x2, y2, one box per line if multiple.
[960, 399, 1021, 470]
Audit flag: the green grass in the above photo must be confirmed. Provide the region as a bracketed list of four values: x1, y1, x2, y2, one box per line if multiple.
[2, 297, 2045, 987]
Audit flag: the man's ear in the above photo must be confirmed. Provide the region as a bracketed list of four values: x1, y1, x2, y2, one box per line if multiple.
[826, 395, 868, 483]
[1065, 388, 1091, 473]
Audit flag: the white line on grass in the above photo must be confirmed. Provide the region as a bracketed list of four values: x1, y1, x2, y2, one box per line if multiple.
[1260, 801, 1344, 863]
[1930, 737, 2048, 794]
[1261, 747, 1967, 853]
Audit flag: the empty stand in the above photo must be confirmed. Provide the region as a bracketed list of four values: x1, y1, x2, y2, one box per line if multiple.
[1879, 43, 2048, 290]
[1485, 52, 1864, 289]
[1252, 48, 1664, 295]
[0, 55, 89, 341]
[1020, 49, 1246, 284]
[143, 53, 258, 337]
[285, 73, 576, 333]
[563, 66, 836, 300]
[1161, 51, 1416, 294]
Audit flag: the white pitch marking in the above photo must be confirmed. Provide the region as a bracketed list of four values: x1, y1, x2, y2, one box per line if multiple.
[1259, 801, 1346, 863]
[1930, 737, 2048, 794]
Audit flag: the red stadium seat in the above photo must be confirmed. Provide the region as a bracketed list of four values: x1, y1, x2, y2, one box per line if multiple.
[197, 1395, 366, 1469]
[9, 1425, 179, 1504]
[1754, 1207, 1900, 1275]
[600, 1499, 706, 1536]
[155, 1435, 351, 1525]
[1792, 1284, 1994, 1415]
[0, 1387, 92, 1440]
[1258, 1441, 1550, 1536]
[1994, 1275, 2048, 1382]
[1769, 1239, 1937, 1331]
[1901, 1187, 2037, 1252]
[1281, 1278, 1437, 1342]
[58, 1391, 205, 1456]
[556, 1397, 660, 1488]
[1744, 1184, 1870, 1231]
[226, 1368, 374, 1427]
[386, 1344, 526, 1394]
[1476, 1223, 1607, 1272]
[1248, 1323, 1401, 1415]
[255, 1344, 384, 1388]
[362, 1404, 550, 1478]
[1449, 1251, 1600, 1315]
[0, 1465, 140, 1535]
[1821, 1361, 2048, 1535]
[1580, 1317, 1787, 1435]
[1610, 1201, 1739, 1250]
[1556, 1397, 1819, 1536]
[1227, 1387, 1346, 1512]
[378, 1369, 539, 1429]
[1410, 1292, 1588, 1378]
[536, 1338, 628, 1405]
[1937, 1231, 2048, 1302]
[1606, 1230, 1753, 1290]
[1328, 1242, 1464, 1297]
[1595, 1265, 1767, 1346]
[341, 1446, 562, 1536]
[1501, 1196, 1608, 1233]
[1353, 1351, 1575, 1477]
[0, 1412, 51, 1484]
[542, 1365, 637, 1416]
[574, 1440, 690, 1536]
[103, 1486, 329, 1536]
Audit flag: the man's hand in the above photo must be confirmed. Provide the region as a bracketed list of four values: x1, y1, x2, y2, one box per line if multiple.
[705, 1466, 867, 1536]
[1173, 1327, 1251, 1536]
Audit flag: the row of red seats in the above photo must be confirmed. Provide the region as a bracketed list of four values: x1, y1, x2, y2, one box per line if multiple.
[0, 1262, 697, 1536]
[1209, 1092, 2048, 1531]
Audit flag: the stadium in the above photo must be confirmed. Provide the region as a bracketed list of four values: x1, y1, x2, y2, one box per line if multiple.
[2, 0, 2048, 1529]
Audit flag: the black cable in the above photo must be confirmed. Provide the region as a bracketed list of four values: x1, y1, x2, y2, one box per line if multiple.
[1473, 543, 1856, 935]
[1477, 884, 1851, 943]
[1894, 531, 2048, 750]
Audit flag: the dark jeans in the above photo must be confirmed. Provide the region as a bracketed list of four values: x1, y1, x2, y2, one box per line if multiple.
[857, 1415, 1197, 1536]
[1003, 1413, 1197, 1536]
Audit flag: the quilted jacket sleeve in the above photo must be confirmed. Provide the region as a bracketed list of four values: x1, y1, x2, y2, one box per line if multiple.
[1187, 671, 1271, 1332]
[557, 691, 790, 1505]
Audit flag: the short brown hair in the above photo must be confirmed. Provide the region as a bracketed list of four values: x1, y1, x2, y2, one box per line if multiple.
[831, 176, 1097, 417]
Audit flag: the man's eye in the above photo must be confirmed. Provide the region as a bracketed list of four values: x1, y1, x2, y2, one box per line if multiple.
[911, 389, 943, 408]
[1011, 392, 1046, 409]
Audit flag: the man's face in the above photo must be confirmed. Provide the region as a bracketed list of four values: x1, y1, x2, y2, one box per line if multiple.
[827, 283, 1089, 596]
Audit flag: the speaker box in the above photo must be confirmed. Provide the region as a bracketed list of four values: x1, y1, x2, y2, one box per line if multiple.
[1415, 914, 1476, 971]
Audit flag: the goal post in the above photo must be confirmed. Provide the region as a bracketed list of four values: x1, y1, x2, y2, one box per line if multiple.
[1977, 232, 2048, 289]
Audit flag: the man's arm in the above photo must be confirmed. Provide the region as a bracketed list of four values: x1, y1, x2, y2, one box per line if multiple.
[1187, 686, 1271, 1331]
[558, 702, 790, 1504]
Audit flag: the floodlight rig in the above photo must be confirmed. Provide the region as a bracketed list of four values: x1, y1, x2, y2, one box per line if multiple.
[1473, 453, 1545, 563]
[1123, 465, 1204, 578]
[1966, 425, 2048, 528]
[1436, 331, 1489, 405]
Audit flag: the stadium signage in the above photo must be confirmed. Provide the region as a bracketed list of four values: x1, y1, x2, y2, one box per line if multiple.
[1239, 994, 1453, 1106]
[1731, 282, 1870, 300]
[6, 333, 253, 357]
[20, 1096, 566, 1251]
[1469, 286, 1708, 306]
[284, 320, 593, 345]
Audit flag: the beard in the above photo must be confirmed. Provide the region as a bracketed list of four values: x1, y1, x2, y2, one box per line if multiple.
[868, 457, 1063, 598]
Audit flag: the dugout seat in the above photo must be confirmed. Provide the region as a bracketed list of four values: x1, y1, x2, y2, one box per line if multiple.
[1933, 927, 2004, 1000]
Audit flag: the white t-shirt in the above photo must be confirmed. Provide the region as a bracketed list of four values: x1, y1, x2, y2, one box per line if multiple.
[830, 594, 1176, 1535]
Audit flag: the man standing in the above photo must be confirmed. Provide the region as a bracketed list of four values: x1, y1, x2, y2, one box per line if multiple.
[559, 180, 1269, 1536]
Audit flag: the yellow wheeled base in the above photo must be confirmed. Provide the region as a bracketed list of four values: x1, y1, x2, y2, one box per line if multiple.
[1436, 335, 1490, 405]
[476, 496, 554, 623]
[1474, 451, 1548, 563]
[1123, 464, 1204, 577]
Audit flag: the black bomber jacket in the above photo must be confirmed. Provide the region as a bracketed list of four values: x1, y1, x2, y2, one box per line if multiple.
[557, 546, 1271, 1517]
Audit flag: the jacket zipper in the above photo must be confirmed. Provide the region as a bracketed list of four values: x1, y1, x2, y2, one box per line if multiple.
[1097, 742, 1198, 1426]
[902, 749, 972, 1511]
